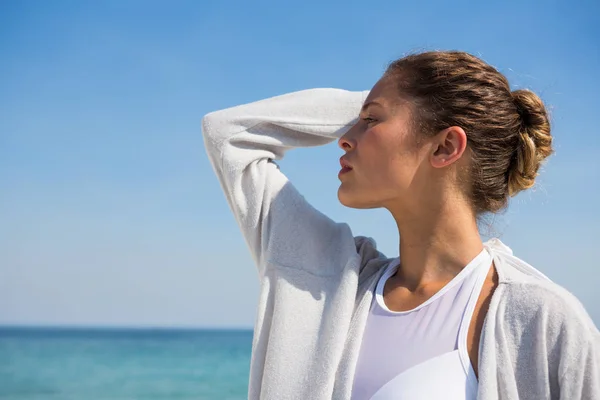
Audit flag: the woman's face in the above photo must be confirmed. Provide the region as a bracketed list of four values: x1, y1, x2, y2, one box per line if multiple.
[337, 78, 435, 210]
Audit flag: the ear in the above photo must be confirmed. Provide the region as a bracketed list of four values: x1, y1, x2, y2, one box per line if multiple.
[430, 126, 468, 168]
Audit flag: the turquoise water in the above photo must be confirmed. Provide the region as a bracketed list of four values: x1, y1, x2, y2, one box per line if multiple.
[0, 327, 252, 400]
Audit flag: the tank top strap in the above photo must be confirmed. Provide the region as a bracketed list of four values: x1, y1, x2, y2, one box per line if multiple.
[456, 248, 493, 386]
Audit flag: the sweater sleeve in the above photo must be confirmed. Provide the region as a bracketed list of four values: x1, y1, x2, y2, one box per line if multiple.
[202, 88, 368, 275]
[558, 312, 600, 399]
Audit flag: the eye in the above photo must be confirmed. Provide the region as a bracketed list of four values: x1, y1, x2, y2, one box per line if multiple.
[362, 117, 377, 124]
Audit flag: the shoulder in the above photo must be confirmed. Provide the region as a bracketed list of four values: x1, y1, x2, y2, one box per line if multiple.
[494, 275, 600, 387]
[484, 240, 597, 334]
[481, 251, 600, 395]
[495, 265, 599, 347]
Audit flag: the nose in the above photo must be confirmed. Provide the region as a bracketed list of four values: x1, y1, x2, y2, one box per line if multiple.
[338, 136, 352, 151]
[338, 126, 356, 151]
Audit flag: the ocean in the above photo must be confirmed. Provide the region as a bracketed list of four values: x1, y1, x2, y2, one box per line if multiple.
[0, 327, 253, 400]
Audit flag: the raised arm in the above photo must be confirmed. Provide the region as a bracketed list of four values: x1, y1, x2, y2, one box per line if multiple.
[202, 88, 368, 276]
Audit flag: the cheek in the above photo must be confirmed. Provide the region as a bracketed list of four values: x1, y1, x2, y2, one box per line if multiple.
[368, 140, 424, 198]
[364, 127, 417, 172]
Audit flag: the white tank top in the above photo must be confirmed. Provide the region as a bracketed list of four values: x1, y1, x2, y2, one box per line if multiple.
[351, 248, 493, 400]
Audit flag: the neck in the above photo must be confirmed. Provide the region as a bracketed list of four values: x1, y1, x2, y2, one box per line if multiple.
[389, 197, 483, 290]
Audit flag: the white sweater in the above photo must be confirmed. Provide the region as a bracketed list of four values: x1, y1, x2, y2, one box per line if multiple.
[201, 88, 600, 399]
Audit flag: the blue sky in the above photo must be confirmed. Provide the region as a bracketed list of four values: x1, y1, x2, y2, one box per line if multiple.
[1, 0, 598, 328]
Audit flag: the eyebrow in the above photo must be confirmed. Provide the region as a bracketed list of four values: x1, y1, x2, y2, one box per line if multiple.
[361, 100, 384, 112]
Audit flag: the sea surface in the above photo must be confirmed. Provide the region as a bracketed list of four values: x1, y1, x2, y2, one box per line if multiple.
[0, 327, 253, 400]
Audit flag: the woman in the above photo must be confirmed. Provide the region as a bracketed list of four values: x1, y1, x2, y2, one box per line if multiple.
[202, 51, 599, 399]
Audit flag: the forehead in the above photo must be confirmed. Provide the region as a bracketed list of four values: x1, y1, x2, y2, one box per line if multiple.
[363, 78, 406, 114]
[365, 78, 400, 108]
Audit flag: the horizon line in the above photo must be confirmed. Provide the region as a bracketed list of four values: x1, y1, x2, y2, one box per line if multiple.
[0, 323, 254, 331]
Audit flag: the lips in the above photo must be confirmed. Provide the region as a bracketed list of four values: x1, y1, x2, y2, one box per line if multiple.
[339, 157, 353, 176]
[340, 157, 353, 170]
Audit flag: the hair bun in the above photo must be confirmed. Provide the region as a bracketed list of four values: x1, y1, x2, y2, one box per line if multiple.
[508, 89, 553, 196]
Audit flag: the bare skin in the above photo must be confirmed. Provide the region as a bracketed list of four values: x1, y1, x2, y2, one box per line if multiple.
[337, 77, 499, 377]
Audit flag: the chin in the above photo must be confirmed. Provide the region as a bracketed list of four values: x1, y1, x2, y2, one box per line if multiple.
[337, 186, 379, 209]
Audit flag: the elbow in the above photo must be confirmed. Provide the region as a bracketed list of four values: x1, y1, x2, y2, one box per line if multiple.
[201, 112, 220, 141]
[202, 111, 231, 154]
[201, 112, 224, 158]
